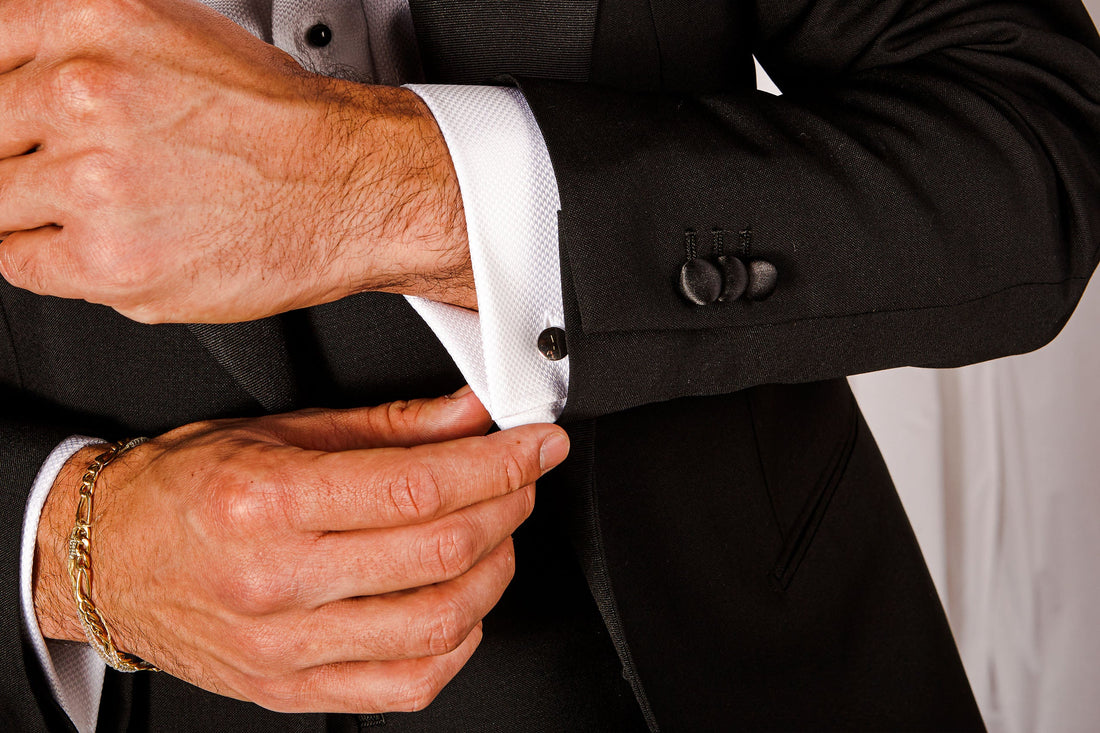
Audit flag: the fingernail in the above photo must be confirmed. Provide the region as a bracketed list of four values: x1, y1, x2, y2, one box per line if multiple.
[448, 384, 474, 401]
[539, 431, 570, 471]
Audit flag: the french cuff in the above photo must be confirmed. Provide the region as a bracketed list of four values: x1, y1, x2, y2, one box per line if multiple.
[404, 83, 568, 429]
[21, 436, 107, 733]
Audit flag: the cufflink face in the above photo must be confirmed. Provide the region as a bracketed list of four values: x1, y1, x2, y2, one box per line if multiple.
[538, 327, 568, 360]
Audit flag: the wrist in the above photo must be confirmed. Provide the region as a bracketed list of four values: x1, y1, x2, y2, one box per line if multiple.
[33, 445, 103, 642]
[313, 82, 476, 310]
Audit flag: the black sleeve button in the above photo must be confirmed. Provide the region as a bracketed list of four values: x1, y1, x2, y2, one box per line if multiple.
[306, 23, 333, 48]
[717, 256, 748, 302]
[679, 258, 723, 305]
[538, 327, 568, 361]
[745, 259, 778, 301]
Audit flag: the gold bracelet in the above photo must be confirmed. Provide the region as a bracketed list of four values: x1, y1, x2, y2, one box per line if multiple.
[67, 438, 159, 673]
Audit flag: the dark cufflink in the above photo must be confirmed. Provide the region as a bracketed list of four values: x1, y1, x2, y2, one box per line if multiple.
[745, 259, 778, 301]
[538, 327, 568, 360]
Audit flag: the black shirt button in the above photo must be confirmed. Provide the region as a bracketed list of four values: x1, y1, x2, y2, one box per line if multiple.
[538, 327, 568, 361]
[745, 259, 778, 301]
[679, 258, 723, 305]
[306, 23, 333, 48]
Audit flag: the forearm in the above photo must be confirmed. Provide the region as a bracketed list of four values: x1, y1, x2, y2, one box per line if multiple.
[310, 83, 476, 312]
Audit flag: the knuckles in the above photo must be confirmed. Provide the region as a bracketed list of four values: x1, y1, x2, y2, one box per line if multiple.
[233, 619, 304, 675]
[205, 470, 285, 536]
[415, 517, 479, 581]
[387, 673, 447, 713]
[516, 483, 537, 522]
[49, 57, 130, 124]
[200, 464, 302, 615]
[251, 666, 446, 715]
[500, 448, 530, 494]
[56, 0, 161, 55]
[371, 399, 423, 435]
[494, 442, 545, 500]
[66, 152, 127, 210]
[383, 459, 444, 524]
[243, 671, 316, 714]
[417, 597, 473, 658]
[215, 553, 299, 616]
[0, 248, 39, 292]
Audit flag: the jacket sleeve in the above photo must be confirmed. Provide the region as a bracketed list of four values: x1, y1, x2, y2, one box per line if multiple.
[515, 0, 1100, 420]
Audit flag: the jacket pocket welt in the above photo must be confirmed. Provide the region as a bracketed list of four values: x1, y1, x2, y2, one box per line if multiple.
[769, 405, 860, 591]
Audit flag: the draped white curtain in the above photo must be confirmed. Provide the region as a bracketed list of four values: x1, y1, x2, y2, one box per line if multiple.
[851, 274, 1100, 733]
[759, 5, 1099, 727]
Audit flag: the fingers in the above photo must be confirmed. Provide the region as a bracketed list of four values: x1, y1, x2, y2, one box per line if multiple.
[0, 61, 47, 159]
[305, 485, 534, 602]
[0, 152, 64, 233]
[284, 423, 568, 531]
[0, 226, 72, 294]
[268, 387, 491, 452]
[0, 3, 41, 74]
[298, 539, 514, 666]
[0, 148, 73, 296]
[263, 624, 484, 714]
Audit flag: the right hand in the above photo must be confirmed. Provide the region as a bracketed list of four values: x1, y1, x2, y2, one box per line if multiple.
[0, 0, 474, 323]
[33, 390, 569, 714]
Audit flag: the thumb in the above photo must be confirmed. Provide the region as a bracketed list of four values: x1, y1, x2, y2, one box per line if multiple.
[266, 386, 493, 451]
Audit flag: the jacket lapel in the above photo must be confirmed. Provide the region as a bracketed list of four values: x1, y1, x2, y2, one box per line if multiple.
[408, 0, 599, 84]
[187, 319, 296, 414]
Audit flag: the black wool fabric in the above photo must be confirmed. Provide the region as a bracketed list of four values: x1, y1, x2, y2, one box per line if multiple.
[5, 0, 1100, 730]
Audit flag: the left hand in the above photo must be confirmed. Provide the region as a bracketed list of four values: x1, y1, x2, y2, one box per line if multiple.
[0, 0, 474, 323]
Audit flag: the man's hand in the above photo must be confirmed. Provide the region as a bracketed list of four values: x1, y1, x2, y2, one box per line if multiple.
[0, 0, 474, 323]
[34, 390, 568, 713]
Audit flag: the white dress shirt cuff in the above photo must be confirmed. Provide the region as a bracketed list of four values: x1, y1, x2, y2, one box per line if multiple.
[403, 84, 569, 429]
[21, 436, 108, 733]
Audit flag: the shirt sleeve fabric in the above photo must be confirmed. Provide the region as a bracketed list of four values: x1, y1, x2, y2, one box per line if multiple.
[20, 436, 107, 733]
[403, 84, 569, 430]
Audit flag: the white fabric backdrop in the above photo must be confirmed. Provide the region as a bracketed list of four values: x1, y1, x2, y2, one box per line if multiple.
[851, 277, 1100, 733]
[847, 4, 1099, 729]
[758, 6, 1098, 728]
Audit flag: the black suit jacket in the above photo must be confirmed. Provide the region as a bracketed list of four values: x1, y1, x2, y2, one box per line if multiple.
[3, 0, 1098, 730]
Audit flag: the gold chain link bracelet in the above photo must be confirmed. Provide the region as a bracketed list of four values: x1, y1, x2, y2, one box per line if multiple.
[67, 438, 159, 673]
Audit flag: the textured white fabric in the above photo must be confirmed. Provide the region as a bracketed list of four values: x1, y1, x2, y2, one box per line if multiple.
[405, 84, 568, 429]
[21, 436, 106, 733]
